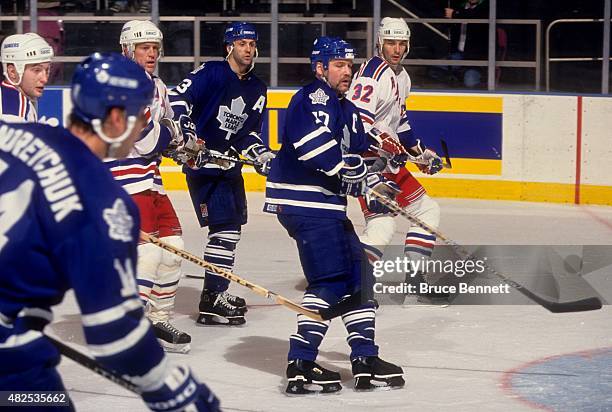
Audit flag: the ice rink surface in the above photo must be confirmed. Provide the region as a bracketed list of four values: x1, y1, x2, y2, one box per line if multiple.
[51, 192, 612, 412]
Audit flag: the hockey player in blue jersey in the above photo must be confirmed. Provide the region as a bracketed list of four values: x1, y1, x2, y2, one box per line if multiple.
[0, 33, 53, 122]
[0, 53, 219, 411]
[169, 22, 273, 326]
[264, 36, 405, 394]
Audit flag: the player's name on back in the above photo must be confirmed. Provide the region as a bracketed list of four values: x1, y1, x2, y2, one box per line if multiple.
[0, 124, 83, 222]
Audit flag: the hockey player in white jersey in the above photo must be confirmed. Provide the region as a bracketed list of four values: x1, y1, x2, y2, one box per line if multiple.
[349, 17, 446, 297]
[105, 20, 201, 352]
[0, 33, 53, 122]
[0, 52, 220, 411]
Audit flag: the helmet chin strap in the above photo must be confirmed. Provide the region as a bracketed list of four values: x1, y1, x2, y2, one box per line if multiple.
[91, 115, 138, 158]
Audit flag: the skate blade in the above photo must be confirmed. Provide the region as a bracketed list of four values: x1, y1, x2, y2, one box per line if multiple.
[196, 313, 246, 326]
[285, 382, 342, 396]
[354, 377, 405, 392]
[158, 340, 191, 354]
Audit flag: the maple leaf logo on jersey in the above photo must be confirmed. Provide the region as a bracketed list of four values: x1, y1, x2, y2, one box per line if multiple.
[217, 97, 249, 140]
[309, 88, 329, 105]
[103, 199, 134, 242]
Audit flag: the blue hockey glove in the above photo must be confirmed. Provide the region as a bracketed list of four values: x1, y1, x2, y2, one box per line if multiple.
[339, 154, 367, 197]
[243, 143, 276, 176]
[365, 173, 401, 214]
[141, 365, 220, 412]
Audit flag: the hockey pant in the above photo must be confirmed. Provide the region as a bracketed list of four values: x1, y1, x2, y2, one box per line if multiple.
[278, 214, 379, 361]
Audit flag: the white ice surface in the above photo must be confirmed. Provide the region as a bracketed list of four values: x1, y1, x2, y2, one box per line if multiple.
[51, 192, 612, 412]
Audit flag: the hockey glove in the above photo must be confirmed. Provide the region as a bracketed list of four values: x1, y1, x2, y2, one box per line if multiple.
[141, 365, 220, 412]
[243, 143, 276, 176]
[412, 140, 443, 175]
[364, 173, 401, 214]
[367, 127, 407, 156]
[339, 154, 367, 197]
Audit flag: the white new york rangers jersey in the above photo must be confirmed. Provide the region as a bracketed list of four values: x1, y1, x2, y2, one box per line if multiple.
[0, 81, 37, 123]
[105, 75, 173, 195]
[349, 55, 413, 141]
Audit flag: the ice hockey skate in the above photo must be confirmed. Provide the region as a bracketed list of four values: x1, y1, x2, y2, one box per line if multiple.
[351, 356, 405, 391]
[285, 359, 342, 395]
[196, 289, 247, 326]
[152, 321, 191, 354]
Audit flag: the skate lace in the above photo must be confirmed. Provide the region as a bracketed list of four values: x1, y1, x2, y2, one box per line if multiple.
[159, 321, 182, 336]
[220, 291, 240, 305]
[215, 293, 235, 309]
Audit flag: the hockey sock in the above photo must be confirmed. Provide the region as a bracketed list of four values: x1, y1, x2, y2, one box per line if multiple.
[288, 293, 331, 361]
[203, 228, 241, 292]
[342, 302, 379, 359]
[136, 242, 163, 307]
[149, 235, 183, 323]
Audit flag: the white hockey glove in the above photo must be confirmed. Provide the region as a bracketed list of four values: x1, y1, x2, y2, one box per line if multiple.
[243, 143, 276, 176]
[364, 173, 401, 214]
[339, 154, 367, 197]
[141, 365, 220, 412]
[411, 139, 443, 175]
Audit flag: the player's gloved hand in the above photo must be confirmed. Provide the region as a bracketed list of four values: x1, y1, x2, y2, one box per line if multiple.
[367, 127, 406, 156]
[339, 154, 367, 197]
[243, 143, 276, 176]
[364, 173, 401, 214]
[141, 365, 221, 412]
[412, 140, 443, 175]
[388, 153, 408, 169]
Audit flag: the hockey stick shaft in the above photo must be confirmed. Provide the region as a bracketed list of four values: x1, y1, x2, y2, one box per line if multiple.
[48, 334, 140, 394]
[140, 232, 325, 321]
[207, 152, 257, 166]
[366, 189, 602, 313]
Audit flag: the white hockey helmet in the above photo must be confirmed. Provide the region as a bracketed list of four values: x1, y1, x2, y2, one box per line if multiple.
[119, 20, 163, 60]
[1, 33, 54, 86]
[377, 17, 411, 59]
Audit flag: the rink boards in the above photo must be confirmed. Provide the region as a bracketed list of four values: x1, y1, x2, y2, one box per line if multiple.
[38, 88, 612, 205]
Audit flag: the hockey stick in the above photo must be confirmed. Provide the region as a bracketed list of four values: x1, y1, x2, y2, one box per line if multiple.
[372, 145, 452, 169]
[47, 334, 140, 394]
[440, 139, 452, 169]
[206, 151, 257, 167]
[366, 189, 603, 313]
[140, 232, 360, 321]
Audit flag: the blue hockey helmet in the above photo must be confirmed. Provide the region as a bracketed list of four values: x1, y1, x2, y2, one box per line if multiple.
[71, 52, 153, 124]
[310, 36, 355, 72]
[224, 22, 258, 45]
[71, 53, 153, 155]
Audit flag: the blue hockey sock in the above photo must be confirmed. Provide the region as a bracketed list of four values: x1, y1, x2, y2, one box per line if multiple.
[203, 229, 241, 292]
[342, 302, 379, 360]
[288, 293, 331, 361]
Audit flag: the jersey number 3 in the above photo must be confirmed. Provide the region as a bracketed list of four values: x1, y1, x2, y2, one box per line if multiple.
[351, 83, 373, 103]
[0, 159, 35, 253]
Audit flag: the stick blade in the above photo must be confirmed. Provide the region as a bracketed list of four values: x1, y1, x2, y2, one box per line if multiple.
[440, 139, 452, 169]
[543, 296, 603, 313]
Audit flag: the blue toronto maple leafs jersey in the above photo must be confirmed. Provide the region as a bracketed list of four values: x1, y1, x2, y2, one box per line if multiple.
[169, 61, 267, 177]
[0, 121, 167, 388]
[264, 78, 370, 219]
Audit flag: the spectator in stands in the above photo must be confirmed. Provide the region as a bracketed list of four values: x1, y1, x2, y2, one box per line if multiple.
[444, 0, 489, 87]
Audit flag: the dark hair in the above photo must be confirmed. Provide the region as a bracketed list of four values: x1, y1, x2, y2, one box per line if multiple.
[68, 113, 95, 134]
